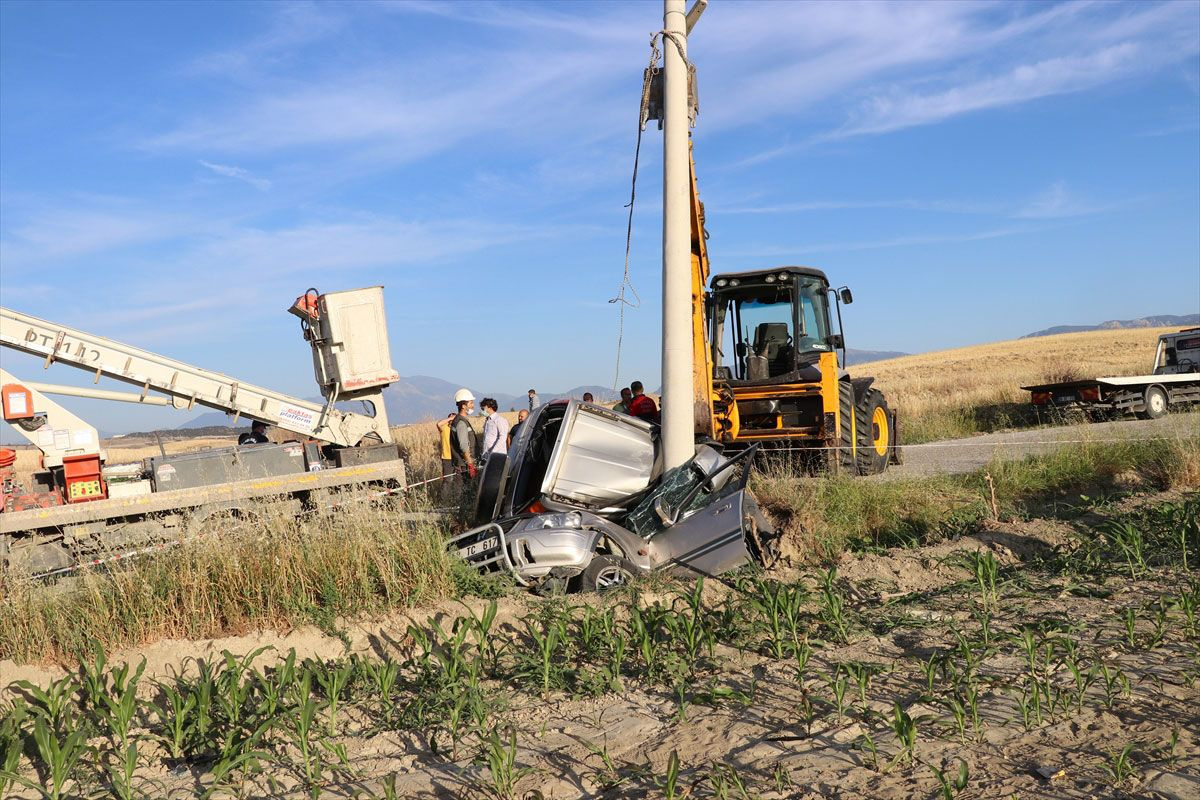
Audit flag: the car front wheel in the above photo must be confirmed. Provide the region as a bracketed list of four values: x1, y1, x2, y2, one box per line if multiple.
[579, 554, 638, 593]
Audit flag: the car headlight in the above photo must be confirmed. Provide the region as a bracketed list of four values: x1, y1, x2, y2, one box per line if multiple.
[539, 511, 583, 529]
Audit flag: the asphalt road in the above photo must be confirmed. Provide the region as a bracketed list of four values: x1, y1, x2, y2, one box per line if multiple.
[874, 412, 1200, 480]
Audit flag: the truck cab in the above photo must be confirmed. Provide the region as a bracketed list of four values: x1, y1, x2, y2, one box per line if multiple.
[1154, 328, 1200, 375]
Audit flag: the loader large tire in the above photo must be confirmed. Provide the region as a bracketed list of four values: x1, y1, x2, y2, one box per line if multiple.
[826, 381, 857, 474]
[855, 388, 891, 475]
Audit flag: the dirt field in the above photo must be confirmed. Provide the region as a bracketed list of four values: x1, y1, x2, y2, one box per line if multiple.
[2, 491, 1196, 799]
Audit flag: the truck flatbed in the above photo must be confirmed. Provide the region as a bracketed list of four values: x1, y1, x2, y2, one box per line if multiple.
[1, 458, 406, 536]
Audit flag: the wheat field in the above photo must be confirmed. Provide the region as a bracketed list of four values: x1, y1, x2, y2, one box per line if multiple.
[863, 326, 1181, 441]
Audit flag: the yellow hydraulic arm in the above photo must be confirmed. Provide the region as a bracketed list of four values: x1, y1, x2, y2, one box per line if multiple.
[689, 141, 716, 439]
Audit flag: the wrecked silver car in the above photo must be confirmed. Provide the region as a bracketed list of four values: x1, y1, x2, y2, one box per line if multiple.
[448, 399, 777, 592]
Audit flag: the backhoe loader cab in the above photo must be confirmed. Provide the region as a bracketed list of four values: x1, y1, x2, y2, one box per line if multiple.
[705, 266, 897, 475]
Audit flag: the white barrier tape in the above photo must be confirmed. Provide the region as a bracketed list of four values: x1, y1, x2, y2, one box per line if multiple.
[752, 435, 1194, 453]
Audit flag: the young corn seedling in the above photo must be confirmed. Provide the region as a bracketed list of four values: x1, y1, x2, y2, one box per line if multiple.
[752, 577, 808, 659]
[772, 761, 793, 792]
[1106, 520, 1147, 579]
[930, 758, 970, 800]
[965, 550, 1000, 610]
[941, 695, 968, 745]
[656, 749, 682, 800]
[841, 661, 879, 711]
[354, 654, 401, 722]
[1, 699, 29, 798]
[854, 728, 880, 772]
[98, 658, 146, 748]
[310, 658, 355, 735]
[253, 650, 298, 723]
[818, 568, 850, 643]
[706, 762, 753, 800]
[517, 615, 568, 697]
[13, 675, 80, 735]
[106, 738, 141, 800]
[1102, 742, 1138, 786]
[479, 727, 533, 800]
[1122, 607, 1139, 650]
[826, 669, 850, 720]
[21, 716, 91, 800]
[1096, 663, 1131, 709]
[887, 702, 918, 769]
[284, 671, 350, 796]
[1175, 587, 1198, 639]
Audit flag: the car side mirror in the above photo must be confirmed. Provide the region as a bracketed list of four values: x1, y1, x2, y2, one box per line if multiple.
[840, 287, 853, 304]
[654, 496, 678, 527]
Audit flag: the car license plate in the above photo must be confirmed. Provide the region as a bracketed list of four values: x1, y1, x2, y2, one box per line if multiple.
[1054, 395, 1072, 404]
[458, 536, 498, 559]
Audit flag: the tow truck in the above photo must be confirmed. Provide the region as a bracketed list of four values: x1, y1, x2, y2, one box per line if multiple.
[1022, 328, 1200, 419]
[0, 287, 407, 574]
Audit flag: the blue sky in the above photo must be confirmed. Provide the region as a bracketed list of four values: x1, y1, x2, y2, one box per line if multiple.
[1, 0, 1198, 433]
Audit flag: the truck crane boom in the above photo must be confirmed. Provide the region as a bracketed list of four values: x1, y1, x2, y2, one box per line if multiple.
[0, 287, 396, 449]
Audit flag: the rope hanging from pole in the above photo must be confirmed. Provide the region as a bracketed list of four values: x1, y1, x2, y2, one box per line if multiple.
[610, 34, 664, 391]
[611, 31, 699, 391]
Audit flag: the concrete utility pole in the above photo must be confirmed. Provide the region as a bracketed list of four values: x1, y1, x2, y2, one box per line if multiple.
[660, 0, 696, 470]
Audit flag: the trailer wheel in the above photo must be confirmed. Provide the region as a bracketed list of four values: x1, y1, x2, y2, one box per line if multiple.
[1139, 385, 1168, 420]
[579, 554, 638, 593]
[855, 389, 892, 475]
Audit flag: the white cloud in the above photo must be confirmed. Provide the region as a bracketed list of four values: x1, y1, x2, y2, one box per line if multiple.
[830, 43, 1143, 139]
[199, 160, 272, 191]
[1015, 180, 1111, 220]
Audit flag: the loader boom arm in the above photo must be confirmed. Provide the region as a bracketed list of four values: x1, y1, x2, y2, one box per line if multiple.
[690, 142, 716, 438]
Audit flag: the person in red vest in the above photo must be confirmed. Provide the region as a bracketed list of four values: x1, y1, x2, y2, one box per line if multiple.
[627, 380, 660, 424]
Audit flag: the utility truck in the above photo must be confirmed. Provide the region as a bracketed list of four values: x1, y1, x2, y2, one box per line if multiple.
[0, 287, 407, 574]
[1022, 328, 1200, 418]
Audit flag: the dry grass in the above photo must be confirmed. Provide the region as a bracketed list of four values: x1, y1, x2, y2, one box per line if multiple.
[751, 435, 1200, 562]
[0, 500, 459, 664]
[864, 327, 1178, 442]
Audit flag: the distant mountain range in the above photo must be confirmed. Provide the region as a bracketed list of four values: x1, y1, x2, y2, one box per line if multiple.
[844, 347, 907, 365]
[1024, 314, 1199, 338]
[177, 378, 621, 429]
[177, 349, 907, 431]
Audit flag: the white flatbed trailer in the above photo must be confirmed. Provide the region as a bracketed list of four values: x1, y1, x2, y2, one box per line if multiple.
[1023, 328, 1200, 419]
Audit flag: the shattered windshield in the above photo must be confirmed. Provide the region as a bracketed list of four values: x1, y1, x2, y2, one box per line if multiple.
[622, 448, 750, 537]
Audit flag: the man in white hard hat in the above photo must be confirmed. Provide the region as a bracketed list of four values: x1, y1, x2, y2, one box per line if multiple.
[450, 389, 479, 479]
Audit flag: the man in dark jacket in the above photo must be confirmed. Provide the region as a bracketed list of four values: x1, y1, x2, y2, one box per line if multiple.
[450, 389, 480, 478]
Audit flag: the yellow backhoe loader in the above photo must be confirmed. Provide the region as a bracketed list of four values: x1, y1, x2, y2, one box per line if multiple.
[687, 148, 900, 474]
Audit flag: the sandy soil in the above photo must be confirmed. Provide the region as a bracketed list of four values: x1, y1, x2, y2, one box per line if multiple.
[3, 492, 1197, 799]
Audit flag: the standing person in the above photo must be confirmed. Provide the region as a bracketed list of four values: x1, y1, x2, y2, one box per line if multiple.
[527, 389, 540, 411]
[612, 387, 632, 415]
[582, 392, 594, 403]
[628, 381, 660, 423]
[238, 420, 269, 445]
[508, 409, 528, 449]
[435, 413, 455, 478]
[480, 398, 510, 461]
[450, 389, 479, 479]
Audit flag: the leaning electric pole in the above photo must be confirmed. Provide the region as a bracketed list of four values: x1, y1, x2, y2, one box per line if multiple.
[660, 0, 704, 470]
